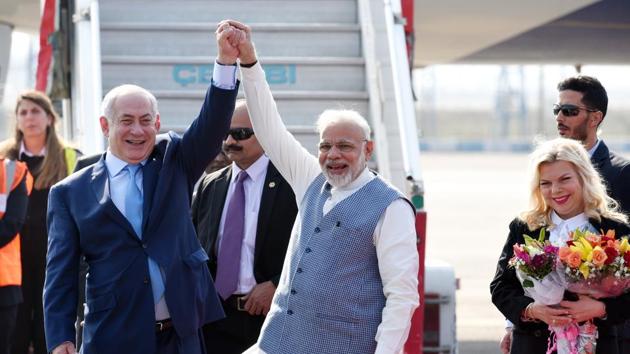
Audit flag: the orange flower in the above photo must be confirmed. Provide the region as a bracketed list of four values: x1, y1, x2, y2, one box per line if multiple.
[591, 247, 607, 267]
[585, 234, 601, 247]
[567, 251, 582, 268]
[604, 229, 616, 239]
[559, 247, 572, 262]
[606, 240, 618, 249]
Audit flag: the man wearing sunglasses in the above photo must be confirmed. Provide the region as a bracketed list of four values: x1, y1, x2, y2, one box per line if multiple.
[556, 75, 630, 354]
[191, 100, 297, 354]
[500, 75, 630, 354]
[220, 21, 419, 354]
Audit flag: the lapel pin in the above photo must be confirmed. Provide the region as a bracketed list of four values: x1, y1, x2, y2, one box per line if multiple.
[268, 181, 276, 188]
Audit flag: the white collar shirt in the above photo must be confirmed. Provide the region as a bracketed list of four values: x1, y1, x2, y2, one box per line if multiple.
[19, 141, 46, 157]
[322, 167, 374, 214]
[241, 63, 419, 354]
[218, 155, 270, 293]
[587, 139, 601, 157]
[549, 211, 595, 247]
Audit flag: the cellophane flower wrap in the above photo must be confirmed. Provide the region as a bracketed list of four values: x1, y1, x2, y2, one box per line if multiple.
[554, 228, 630, 354]
[509, 228, 564, 305]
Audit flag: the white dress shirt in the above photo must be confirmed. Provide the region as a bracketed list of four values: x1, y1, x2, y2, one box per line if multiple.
[239, 62, 419, 354]
[19, 140, 46, 157]
[217, 155, 270, 294]
[549, 212, 595, 247]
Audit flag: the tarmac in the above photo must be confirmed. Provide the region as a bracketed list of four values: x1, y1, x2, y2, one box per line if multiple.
[420, 152, 531, 354]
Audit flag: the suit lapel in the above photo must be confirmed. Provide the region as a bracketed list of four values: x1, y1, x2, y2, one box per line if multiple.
[590, 141, 609, 170]
[207, 168, 231, 257]
[142, 153, 162, 231]
[90, 159, 137, 236]
[254, 162, 280, 263]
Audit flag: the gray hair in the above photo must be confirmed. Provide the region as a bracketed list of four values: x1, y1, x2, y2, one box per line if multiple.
[101, 84, 159, 120]
[316, 109, 371, 140]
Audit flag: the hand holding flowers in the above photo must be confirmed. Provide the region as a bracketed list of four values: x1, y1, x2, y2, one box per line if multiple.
[509, 227, 630, 354]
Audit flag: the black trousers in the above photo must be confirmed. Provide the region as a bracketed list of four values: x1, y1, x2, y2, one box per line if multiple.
[617, 322, 630, 354]
[203, 296, 265, 354]
[156, 326, 178, 354]
[12, 236, 47, 354]
[0, 304, 18, 354]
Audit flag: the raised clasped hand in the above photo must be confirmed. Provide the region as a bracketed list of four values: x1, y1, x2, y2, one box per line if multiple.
[216, 20, 246, 65]
[216, 20, 257, 66]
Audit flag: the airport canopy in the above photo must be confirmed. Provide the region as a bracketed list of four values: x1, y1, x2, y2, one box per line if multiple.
[413, 0, 630, 66]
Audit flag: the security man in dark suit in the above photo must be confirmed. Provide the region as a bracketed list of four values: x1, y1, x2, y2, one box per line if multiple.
[191, 100, 297, 354]
[555, 75, 630, 354]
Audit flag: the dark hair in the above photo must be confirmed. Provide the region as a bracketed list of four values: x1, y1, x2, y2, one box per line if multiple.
[557, 75, 608, 118]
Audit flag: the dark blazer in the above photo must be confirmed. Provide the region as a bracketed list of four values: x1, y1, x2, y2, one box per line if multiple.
[43, 84, 238, 354]
[74, 154, 102, 173]
[592, 140, 630, 216]
[191, 162, 297, 287]
[490, 217, 630, 354]
[592, 141, 630, 343]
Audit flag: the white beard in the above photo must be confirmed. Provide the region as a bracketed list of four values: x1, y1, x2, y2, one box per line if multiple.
[323, 169, 354, 188]
[321, 150, 366, 188]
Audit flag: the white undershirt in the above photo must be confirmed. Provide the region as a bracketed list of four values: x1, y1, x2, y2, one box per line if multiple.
[239, 62, 419, 354]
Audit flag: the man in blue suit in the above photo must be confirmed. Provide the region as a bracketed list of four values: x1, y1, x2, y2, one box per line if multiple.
[44, 26, 244, 354]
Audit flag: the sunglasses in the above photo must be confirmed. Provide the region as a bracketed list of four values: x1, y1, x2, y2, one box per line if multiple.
[553, 104, 598, 117]
[225, 127, 255, 141]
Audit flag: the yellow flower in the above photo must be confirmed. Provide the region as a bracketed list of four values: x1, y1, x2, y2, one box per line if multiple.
[576, 237, 594, 260]
[620, 238, 630, 254]
[579, 263, 590, 279]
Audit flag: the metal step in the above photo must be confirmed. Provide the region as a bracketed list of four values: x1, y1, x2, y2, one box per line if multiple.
[99, 0, 358, 24]
[100, 23, 361, 58]
[154, 90, 368, 132]
[101, 57, 366, 92]
[97, 0, 366, 160]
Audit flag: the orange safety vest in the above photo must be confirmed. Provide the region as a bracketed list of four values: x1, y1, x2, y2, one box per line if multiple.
[0, 159, 33, 287]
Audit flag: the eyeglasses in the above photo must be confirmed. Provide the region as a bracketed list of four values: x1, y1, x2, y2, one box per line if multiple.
[225, 127, 255, 141]
[318, 140, 367, 153]
[553, 104, 598, 117]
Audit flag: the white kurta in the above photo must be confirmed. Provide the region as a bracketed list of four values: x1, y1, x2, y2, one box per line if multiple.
[240, 62, 419, 354]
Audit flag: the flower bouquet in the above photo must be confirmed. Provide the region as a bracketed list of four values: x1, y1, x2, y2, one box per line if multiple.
[509, 229, 575, 353]
[559, 229, 630, 298]
[556, 229, 630, 354]
[509, 228, 564, 305]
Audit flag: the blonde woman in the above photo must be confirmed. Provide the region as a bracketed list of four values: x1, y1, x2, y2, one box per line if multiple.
[0, 91, 79, 354]
[490, 138, 630, 354]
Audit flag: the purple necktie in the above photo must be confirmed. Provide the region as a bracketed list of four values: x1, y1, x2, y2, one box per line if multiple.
[215, 170, 248, 300]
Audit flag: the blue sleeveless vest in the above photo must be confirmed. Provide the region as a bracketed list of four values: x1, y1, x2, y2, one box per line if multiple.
[259, 173, 408, 354]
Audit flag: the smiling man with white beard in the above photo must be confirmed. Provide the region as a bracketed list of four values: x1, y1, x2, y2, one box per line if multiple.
[216, 20, 420, 354]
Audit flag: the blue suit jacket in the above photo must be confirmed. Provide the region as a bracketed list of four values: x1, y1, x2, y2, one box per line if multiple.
[44, 84, 238, 354]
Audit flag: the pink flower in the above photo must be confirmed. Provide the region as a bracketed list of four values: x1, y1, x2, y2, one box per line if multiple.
[513, 244, 530, 262]
[591, 247, 607, 267]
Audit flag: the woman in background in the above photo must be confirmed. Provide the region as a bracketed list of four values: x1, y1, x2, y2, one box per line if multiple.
[490, 138, 630, 354]
[0, 91, 79, 354]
